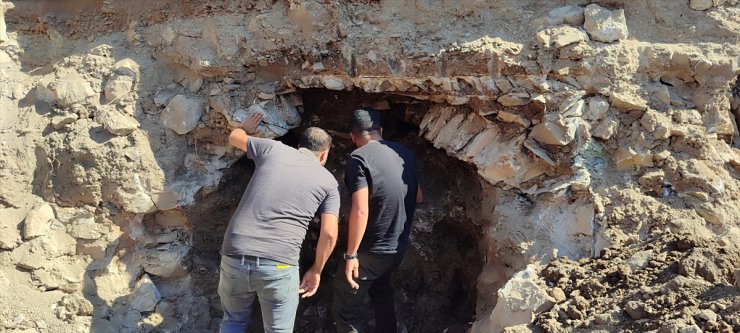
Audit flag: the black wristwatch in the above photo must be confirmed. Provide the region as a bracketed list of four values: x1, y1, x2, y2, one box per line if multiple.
[343, 252, 358, 260]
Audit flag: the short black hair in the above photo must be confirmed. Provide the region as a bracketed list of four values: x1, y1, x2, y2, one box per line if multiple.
[350, 108, 382, 135]
[299, 127, 332, 152]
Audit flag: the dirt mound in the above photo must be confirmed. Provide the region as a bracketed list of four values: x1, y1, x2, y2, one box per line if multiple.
[537, 231, 740, 332]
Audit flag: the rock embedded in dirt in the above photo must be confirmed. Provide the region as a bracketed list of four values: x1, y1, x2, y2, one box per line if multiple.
[547, 5, 585, 26]
[689, 0, 714, 11]
[98, 107, 139, 136]
[536, 26, 588, 49]
[583, 4, 629, 43]
[22, 203, 54, 240]
[104, 74, 134, 102]
[129, 274, 161, 312]
[37, 73, 97, 108]
[161, 94, 203, 135]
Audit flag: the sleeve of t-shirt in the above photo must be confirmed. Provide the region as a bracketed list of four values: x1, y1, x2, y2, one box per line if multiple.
[317, 185, 340, 216]
[344, 155, 368, 194]
[246, 137, 276, 162]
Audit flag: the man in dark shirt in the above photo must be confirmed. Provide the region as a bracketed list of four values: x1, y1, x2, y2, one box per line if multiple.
[332, 109, 423, 333]
[220, 112, 340, 333]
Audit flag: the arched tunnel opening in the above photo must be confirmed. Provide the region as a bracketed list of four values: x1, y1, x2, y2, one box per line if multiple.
[186, 88, 488, 332]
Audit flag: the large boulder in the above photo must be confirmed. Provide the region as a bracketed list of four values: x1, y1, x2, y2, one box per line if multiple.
[583, 4, 629, 43]
[161, 95, 202, 135]
[472, 266, 555, 332]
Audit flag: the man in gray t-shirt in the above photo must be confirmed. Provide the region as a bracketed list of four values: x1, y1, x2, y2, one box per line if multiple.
[218, 112, 340, 333]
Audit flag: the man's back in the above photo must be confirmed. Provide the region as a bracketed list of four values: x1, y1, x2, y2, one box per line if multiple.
[344, 139, 419, 254]
[221, 137, 339, 265]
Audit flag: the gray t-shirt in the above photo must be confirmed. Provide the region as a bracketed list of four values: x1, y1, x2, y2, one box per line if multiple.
[221, 137, 340, 265]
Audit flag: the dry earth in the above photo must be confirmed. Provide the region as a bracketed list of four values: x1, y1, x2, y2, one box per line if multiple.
[0, 1, 739, 332]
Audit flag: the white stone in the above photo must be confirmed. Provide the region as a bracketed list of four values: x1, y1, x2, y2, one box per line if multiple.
[472, 265, 554, 332]
[104, 75, 134, 102]
[584, 96, 609, 121]
[592, 117, 618, 139]
[321, 76, 345, 90]
[537, 26, 587, 48]
[115, 174, 155, 214]
[23, 203, 54, 240]
[689, 0, 713, 11]
[626, 250, 652, 271]
[548, 5, 585, 25]
[94, 256, 137, 304]
[129, 274, 161, 312]
[100, 108, 139, 136]
[161, 94, 202, 135]
[40, 73, 97, 107]
[530, 120, 575, 145]
[584, 4, 629, 43]
[67, 213, 103, 240]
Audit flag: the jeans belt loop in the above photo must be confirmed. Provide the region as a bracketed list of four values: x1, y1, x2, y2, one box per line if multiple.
[241, 256, 244, 266]
[257, 257, 260, 266]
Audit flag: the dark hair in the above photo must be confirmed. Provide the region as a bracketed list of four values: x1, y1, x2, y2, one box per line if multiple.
[299, 127, 332, 152]
[350, 108, 382, 135]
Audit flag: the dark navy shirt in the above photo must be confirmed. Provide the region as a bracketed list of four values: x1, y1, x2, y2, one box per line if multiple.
[345, 140, 419, 254]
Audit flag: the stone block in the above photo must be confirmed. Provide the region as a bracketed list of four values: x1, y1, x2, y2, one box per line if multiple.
[584, 4, 629, 43]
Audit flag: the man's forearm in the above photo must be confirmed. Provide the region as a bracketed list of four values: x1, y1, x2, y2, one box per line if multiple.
[346, 206, 368, 254]
[312, 214, 338, 272]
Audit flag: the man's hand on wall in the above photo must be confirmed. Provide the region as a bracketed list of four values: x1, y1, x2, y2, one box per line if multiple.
[240, 112, 263, 135]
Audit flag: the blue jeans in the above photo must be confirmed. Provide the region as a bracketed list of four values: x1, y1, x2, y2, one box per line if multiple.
[218, 255, 299, 333]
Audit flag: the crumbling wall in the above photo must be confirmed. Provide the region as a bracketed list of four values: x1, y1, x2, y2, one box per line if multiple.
[0, 0, 739, 332]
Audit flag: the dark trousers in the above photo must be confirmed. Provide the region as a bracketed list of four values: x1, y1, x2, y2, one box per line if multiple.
[332, 252, 403, 333]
